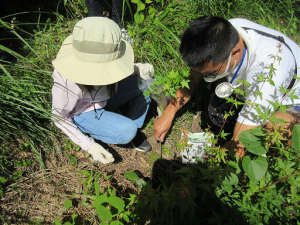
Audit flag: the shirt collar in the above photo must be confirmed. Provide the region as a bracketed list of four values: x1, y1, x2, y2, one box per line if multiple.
[234, 26, 253, 73]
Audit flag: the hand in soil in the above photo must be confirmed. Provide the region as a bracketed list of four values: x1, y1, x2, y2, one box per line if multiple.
[154, 112, 174, 142]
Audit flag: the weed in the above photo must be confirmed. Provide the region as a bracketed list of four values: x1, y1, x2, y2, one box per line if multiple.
[0, 176, 7, 197]
[67, 154, 78, 165]
[146, 151, 160, 164]
[162, 145, 172, 156]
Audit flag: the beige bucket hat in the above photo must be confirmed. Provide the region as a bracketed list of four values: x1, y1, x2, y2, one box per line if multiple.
[52, 17, 134, 85]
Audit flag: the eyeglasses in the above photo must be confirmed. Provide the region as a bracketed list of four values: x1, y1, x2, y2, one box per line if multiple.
[191, 52, 231, 78]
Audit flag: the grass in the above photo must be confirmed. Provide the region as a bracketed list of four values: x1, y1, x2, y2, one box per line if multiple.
[0, 0, 300, 223]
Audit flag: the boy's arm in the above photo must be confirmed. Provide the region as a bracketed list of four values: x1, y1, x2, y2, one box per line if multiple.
[154, 70, 202, 141]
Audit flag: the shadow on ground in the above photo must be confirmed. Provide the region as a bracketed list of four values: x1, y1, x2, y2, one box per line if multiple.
[132, 158, 250, 225]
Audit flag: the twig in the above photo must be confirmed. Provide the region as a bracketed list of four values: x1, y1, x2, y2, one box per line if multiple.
[260, 170, 300, 192]
[160, 140, 162, 159]
[101, 178, 119, 193]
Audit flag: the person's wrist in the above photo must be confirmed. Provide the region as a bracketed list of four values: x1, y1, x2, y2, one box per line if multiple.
[163, 103, 177, 118]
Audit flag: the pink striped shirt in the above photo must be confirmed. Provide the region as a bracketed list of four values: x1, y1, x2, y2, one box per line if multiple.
[51, 69, 111, 150]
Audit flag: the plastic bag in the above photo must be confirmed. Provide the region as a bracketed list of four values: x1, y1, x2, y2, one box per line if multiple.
[180, 132, 214, 164]
[135, 63, 171, 113]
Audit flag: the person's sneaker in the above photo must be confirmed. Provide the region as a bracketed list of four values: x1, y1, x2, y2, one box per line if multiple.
[131, 130, 152, 152]
[121, 28, 133, 44]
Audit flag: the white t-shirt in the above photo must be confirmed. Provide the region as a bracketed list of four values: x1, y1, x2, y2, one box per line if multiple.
[227, 18, 300, 126]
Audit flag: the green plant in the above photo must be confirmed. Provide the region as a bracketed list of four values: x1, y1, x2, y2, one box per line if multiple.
[162, 145, 172, 156]
[149, 68, 190, 103]
[146, 151, 160, 164]
[53, 170, 143, 224]
[66, 154, 77, 165]
[64, 140, 80, 152]
[0, 176, 7, 197]
[14, 159, 32, 167]
[124, 171, 147, 189]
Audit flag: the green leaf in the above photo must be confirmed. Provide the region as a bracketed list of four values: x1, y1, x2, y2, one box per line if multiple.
[239, 128, 267, 155]
[93, 194, 108, 208]
[145, 0, 152, 3]
[81, 200, 88, 207]
[268, 79, 275, 86]
[242, 156, 268, 181]
[180, 80, 190, 89]
[107, 196, 125, 214]
[95, 171, 102, 182]
[71, 214, 77, 221]
[95, 182, 100, 196]
[131, 0, 138, 3]
[100, 222, 109, 225]
[124, 171, 139, 182]
[136, 179, 147, 188]
[137, 2, 145, 11]
[105, 175, 112, 181]
[221, 173, 239, 194]
[148, 7, 155, 19]
[121, 211, 131, 222]
[291, 185, 297, 199]
[292, 124, 300, 155]
[167, 70, 178, 79]
[134, 13, 144, 24]
[110, 221, 124, 225]
[0, 176, 7, 184]
[96, 205, 112, 222]
[64, 200, 72, 210]
[54, 217, 62, 225]
[174, 167, 190, 174]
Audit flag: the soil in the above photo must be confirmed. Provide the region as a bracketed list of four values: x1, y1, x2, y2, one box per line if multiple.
[0, 102, 204, 224]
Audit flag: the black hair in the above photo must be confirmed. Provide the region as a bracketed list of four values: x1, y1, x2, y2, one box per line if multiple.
[85, 84, 116, 98]
[179, 16, 240, 69]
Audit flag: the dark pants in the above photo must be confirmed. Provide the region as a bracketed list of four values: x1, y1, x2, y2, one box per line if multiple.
[85, 0, 123, 25]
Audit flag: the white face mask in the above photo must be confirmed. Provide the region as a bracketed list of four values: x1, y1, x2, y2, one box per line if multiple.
[203, 53, 237, 82]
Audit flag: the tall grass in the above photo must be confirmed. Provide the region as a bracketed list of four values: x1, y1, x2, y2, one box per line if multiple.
[0, 12, 74, 160]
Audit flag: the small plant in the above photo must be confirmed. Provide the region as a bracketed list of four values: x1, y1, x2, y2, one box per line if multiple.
[66, 154, 78, 165]
[162, 145, 172, 156]
[146, 152, 160, 164]
[0, 176, 7, 197]
[53, 170, 143, 224]
[124, 171, 147, 189]
[14, 159, 32, 167]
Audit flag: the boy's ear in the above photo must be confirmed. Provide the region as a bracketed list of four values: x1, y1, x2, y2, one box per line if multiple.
[232, 46, 241, 59]
[232, 35, 243, 59]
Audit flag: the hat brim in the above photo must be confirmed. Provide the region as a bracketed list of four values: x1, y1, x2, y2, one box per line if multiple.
[52, 35, 134, 85]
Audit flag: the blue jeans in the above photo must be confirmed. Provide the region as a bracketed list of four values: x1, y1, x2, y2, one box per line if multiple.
[290, 105, 300, 114]
[72, 75, 151, 144]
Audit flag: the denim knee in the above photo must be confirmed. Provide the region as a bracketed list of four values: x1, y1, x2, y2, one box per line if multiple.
[116, 120, 137, 144]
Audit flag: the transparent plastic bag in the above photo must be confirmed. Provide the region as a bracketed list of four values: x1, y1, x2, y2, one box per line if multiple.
[136, 68, 171, 115]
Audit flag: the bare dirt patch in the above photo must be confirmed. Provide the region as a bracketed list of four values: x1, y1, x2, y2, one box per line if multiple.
[0, 100, 203, 224]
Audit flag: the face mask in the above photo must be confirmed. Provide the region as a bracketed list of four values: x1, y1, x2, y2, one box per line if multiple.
[203, 53, 237, 82]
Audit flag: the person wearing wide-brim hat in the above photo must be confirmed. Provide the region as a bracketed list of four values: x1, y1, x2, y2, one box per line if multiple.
[51, 17, 152, 164]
